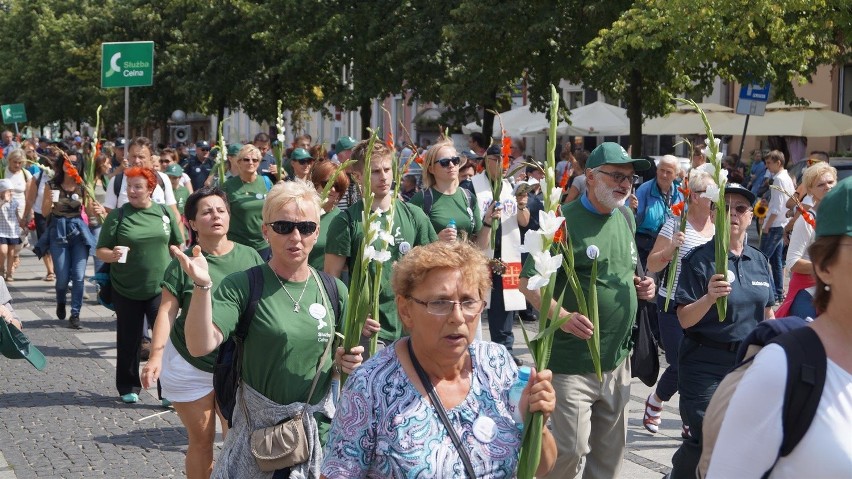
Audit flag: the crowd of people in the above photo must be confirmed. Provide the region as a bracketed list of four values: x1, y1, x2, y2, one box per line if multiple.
[1, 126, 850, 478]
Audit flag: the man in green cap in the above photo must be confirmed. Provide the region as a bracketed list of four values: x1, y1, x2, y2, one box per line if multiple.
[165, 164, 190, 215]
[520, 142, 656, 479]
[334, 136, 361, 210]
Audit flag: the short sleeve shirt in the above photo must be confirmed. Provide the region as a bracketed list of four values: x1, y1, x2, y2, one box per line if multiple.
[408, 188, 482, 236]
[520, 200, 638, 375]
[674, 239, 774, 343]
[221, 175, 269, 251]
[325, 200, 437, 341]
[321, 340, 522, 478]
[160, 243, 264, 372]
[97, 203, 183, 300]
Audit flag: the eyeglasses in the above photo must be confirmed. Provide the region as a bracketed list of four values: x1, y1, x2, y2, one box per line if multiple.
[266, 220, 318, 235]
[294, 158, 315, 165]
[159, 159, 171, 164]
[407, 296, 485, 317]
[729, 204, 753, 215]
[241, 157, 261, 163]
[597, 170, 639, 185]
[199, 148, 211, 152]
[436, 156, 461, 168]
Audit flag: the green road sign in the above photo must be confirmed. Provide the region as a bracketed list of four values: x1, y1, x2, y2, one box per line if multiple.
[101, 41, 154, 88]
[1, 103, 27, 123]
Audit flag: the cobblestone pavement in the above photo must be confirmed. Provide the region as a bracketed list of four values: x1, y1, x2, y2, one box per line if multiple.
[0, 250, 682, 478]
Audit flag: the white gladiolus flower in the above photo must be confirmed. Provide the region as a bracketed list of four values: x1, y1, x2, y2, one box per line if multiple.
[364, 245, 391, 263]
[520, 229, 544, 254]
[537, 210, 565, 238]
[699, 163, 716, 175]
[377, 229, 395, 246]
[549, 187, 563, 206]
[532, 250, 562, 278]
[702, 147, 711, 158]
[586, 245, 600, 260]
[715, 152, 723, 162]
[713, 138, 721, 148]
[704, 138, 710, 147]
[526, 274, 551, 291]
[701, 183, 721, 202]
[277, 134, 286, 144]
[718, 168, 729, 184]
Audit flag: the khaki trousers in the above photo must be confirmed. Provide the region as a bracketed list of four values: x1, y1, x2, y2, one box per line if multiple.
[543, 359, 632, 479]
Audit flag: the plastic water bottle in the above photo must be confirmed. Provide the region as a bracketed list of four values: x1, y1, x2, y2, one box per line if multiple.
[447, 218, 456, 230]
[508, 366, 531, 428]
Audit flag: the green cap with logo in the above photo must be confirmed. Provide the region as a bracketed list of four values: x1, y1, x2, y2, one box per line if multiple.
[335, 136, 357, 152]
[227, 143, 243, 156]
[0, 320, 47, 371]
[164, 164, 184, 177]
[586, 142, 651, 171]
[290, 148, 314, 161]
[815, 176, 852, 238]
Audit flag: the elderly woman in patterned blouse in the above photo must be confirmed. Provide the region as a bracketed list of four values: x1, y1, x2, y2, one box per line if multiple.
[321, 240, 557, 478]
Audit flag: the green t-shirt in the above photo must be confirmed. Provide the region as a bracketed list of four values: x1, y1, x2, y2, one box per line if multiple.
[309, 206, 342, 271]
[409, 188, 482, 236]
[174, 186, 190, 215]
[97, 203, 183, 300]
[160, 243, 264, 372]
[325, 200, 437, 341]
[521, 201, 638, 375]
[222, 175, 269, 251]
[212, 265, 347, 443]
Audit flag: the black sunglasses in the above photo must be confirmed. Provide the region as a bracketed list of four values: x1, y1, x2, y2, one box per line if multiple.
[436, 156, 461, 167]
[294, 158, 315, 165]
[266, 220, 318, 235]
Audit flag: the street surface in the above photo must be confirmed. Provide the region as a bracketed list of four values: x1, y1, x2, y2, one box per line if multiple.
[0, 249, 681, 478]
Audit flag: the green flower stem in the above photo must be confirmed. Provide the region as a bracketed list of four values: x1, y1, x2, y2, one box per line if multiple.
[663, 211, 689, 311]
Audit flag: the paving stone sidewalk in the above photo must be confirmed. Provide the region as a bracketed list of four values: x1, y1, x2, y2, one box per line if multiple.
[0, 250, 680, 478]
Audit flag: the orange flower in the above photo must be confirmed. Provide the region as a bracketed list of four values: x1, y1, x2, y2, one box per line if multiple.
[558, 167, 570, 189]
[63, 158, 83, 185]
[800, 208, 816, 228]
[386, 132, 394, 150]
[413, 154, 423, 165]
[671, 201, 685, 216]
[678, 186, 690, 196]
[501, 132, 511, 170]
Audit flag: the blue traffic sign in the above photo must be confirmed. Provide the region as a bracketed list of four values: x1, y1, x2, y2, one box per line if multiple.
[739, 83, 771, 101]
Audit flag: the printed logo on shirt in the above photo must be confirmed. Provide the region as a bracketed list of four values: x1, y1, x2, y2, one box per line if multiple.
[751, 281, 770, 288]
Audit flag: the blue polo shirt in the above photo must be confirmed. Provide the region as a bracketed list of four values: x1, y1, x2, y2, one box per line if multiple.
[184, 155, 215, 190]
[674, 238, 774, 343]
[635, 179, 680, 236]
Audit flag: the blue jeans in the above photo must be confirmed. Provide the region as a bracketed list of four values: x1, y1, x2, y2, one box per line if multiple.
[670, 338, 737, 478]
[759, 226, 785, 300]
[654, 295, 683, 402]
[49, 225, 89, 316]
[89, 225, 103, 273]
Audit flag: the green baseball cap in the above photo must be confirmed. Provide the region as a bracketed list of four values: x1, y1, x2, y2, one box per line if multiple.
[164, 164, 184, 177]
[227, 143, 243, 156]
[586, 142, 651, 171]
[815, 176, 852, 238]
[290, 148, 314, 161]
[335, 136, 357, 152]
[0, 320, 46, 371]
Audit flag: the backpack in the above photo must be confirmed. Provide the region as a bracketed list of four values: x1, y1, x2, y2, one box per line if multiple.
[421, 187, 475, 217]
[113, 170, 166, 196]
[698, 317, 827, 478]
[213, 265, 341, 427]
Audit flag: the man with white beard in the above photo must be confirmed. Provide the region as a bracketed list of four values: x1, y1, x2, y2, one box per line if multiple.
[521, 142, 656, 479]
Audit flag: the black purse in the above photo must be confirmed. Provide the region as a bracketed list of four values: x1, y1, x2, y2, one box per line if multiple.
[630, 258, 660, 387]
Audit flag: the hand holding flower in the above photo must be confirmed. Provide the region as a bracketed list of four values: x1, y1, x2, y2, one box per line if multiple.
[519, 368, 556, 422]
[559, 311, 593, 340]
[706, 273, 732, 300]
[335, 345, 365, 376]
[360, 316, 381, 338]
[634, 276, 656, 300]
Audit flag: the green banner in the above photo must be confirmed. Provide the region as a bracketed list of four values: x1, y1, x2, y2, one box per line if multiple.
[101, 41, 154, 88]
[1, 103, 27, 123]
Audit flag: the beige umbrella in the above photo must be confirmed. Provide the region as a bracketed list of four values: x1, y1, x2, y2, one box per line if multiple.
[642, 103, 739, 135]
[462, 104, 548, 136]
[516, 101, 630, 136]
[717, 101, 852, 137]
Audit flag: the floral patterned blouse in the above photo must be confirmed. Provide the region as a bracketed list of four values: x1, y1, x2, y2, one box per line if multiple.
[321, 340, 523, 478]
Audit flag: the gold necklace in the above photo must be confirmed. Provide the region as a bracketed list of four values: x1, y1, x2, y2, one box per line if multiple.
[274, 272, 310, 313]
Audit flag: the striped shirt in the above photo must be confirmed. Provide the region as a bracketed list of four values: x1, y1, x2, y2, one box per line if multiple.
[658, 216, 713, 298]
